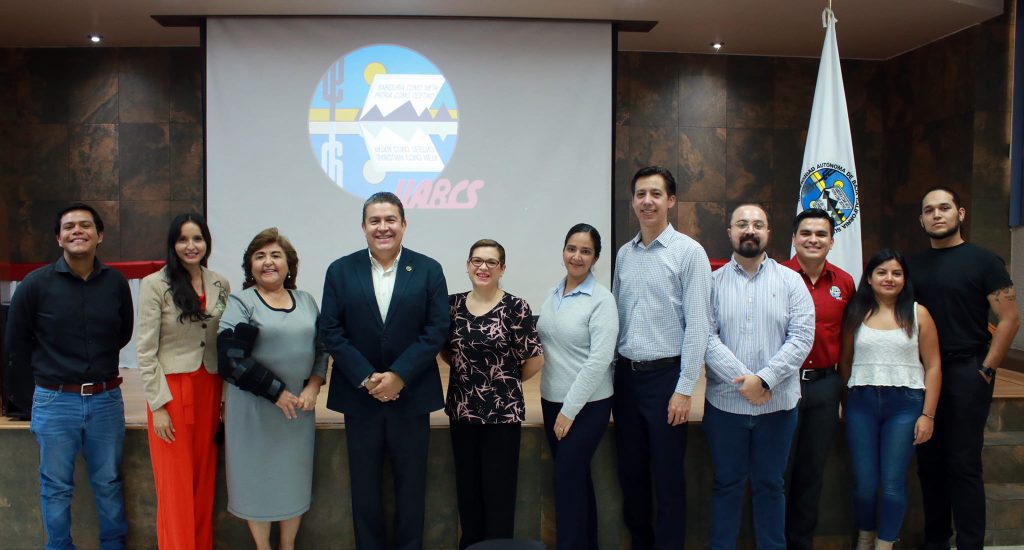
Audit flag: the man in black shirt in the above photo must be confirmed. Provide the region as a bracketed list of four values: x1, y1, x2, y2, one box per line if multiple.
[5, 203, 133, 550]
[909, 187, 1020, 550]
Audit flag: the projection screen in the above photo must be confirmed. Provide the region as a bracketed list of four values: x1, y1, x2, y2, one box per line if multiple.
[207, 18, 613, 308]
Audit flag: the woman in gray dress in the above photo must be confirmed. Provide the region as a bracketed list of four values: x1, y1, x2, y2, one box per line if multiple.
[218, 227, 327, 550]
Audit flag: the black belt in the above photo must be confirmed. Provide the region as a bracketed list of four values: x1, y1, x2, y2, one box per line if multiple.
[799, 365, 837, 382]
[39, 377, 123, 396]
[617, 355, 680, 372]
[941, 348, 987, 361]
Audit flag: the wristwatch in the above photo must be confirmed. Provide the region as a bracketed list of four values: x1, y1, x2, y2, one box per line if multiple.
[978, 365, 996, 381]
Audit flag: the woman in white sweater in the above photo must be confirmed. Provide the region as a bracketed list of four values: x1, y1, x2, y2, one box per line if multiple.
[839, 249, 942, 550]
[537, 223, 619, 550]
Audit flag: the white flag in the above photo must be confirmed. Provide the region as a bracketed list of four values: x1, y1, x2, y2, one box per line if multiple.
[797, 8, 863, 283]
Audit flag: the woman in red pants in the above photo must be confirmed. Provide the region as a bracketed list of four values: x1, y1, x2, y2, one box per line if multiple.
[136, 213, 230, 549]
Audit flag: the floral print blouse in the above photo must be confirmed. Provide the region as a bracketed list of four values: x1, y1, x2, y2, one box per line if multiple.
[444, 292, 543, 423]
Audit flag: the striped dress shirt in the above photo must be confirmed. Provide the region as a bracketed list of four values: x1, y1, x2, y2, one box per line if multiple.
[614, 225, 713, 395]
[705, 255, 815, 415]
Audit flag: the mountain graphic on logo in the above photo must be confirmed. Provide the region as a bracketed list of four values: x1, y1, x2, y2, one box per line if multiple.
[433, 105, 455, 121]
[359, 101, 425, 122]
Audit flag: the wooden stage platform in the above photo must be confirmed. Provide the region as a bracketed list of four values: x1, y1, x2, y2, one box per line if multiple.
[4, 364, 1023, 429]
[2, 367, 1023, 549]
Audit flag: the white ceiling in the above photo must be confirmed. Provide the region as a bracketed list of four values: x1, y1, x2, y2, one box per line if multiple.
[0, 0, 1005, 59]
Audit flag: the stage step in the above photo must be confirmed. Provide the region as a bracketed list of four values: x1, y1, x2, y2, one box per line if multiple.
[987, 395, 1024, 432]
[985, 483, 1024, 547]
[983, 431, 1024, 483]
[983, 427, 1024, 547]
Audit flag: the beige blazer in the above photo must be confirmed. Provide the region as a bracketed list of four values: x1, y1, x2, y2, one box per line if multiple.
[135, 266, 231, 410]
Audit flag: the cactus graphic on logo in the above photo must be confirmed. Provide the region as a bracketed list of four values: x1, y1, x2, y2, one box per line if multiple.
[308, 45, 459, 200]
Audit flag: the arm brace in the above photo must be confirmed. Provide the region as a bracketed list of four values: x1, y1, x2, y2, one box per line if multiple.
[217, 323, 286, 403]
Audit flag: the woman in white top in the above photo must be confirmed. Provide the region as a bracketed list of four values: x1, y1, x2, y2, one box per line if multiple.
[536, 223, 619, 550]
[839, 249, 941, 550]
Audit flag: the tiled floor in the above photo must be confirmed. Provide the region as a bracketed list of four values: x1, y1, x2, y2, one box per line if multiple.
[6, 364, 1022, 429]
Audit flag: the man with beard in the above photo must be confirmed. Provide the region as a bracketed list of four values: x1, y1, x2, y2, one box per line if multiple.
[613, 165, 712, 549]
[782, 208, 855, 550]
[703, 203, 814, 550]
[909, 186, 1019, 550]
[320, 191, 449, 550]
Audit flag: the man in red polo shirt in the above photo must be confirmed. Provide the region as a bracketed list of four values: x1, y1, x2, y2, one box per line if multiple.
[782, 208, 855, 550]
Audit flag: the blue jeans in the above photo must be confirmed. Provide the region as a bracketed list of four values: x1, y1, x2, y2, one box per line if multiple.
[845, 385, 924, 542]
[702, 402, 798, 550]
[29, 386, 128, 550]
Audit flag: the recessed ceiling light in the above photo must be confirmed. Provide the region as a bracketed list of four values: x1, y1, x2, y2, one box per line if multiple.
[88, 35, 102, 44]
[711, 42, 723, 52]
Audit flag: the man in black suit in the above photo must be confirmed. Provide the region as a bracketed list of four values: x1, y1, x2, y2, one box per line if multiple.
[321, 191, 449, 550]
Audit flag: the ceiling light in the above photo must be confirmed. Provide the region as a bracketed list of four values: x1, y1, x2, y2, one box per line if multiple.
[89, 35, 102, 44]
[711, 42, 723, 52]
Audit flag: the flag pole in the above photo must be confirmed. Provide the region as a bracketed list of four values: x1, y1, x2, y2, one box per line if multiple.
[798, 0, 864, 282]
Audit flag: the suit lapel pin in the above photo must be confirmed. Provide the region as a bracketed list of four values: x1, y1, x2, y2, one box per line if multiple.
[405, 265, 412, 272]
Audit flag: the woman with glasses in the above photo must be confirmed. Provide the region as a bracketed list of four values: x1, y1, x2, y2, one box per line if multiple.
[441, 239, 544, 549]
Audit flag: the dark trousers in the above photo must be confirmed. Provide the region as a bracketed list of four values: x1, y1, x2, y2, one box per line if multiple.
[345, 411, 430, 550]
[916, 354, 994, 550]
[613, 364, 688, 550]
[449, 420, 521, 549]
[785, 369, 843, 550]
[542, 397, 613, 550]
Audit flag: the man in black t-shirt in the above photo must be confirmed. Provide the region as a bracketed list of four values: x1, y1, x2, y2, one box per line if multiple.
[909, 186, 1020, 550]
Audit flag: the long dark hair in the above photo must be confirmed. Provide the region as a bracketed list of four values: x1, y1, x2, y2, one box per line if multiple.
[842, 249, 916, 338]
[165, 213, 213, 323]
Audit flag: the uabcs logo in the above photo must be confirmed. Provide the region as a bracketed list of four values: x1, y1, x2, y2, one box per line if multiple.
[308, 44, 483, 209]
[799, 163, 859, 234]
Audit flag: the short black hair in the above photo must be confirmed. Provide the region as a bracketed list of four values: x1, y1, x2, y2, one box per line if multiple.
[54, 202, 104, 235]
[793, 208, 835, 235]
[563, 223, 602, 259]
[920, 185, 962, 209]
[362, 192, 406, 224]
[730, 203, 769, 224]
[631, 166, 677, 197]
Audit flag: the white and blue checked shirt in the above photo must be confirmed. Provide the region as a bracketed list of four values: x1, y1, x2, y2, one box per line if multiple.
[614, 225, 713, 395]
[705, 255, 815, 415]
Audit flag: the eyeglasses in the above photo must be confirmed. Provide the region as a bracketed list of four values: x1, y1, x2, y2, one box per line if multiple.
[732, 220, 767, 231]
[469, 257, 501, 268]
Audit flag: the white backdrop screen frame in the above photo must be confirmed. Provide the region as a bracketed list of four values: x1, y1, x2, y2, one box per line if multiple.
[206, 17, 613, 309]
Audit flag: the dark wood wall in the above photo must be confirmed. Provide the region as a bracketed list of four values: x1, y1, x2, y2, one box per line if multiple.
[613, 7, 1013, 265]
[0, 7, 1014, 269]
[0, 48, 204, 266]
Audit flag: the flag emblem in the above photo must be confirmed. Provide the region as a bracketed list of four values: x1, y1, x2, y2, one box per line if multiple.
[799, 164, 859, 232]
[829, 285, 843, 300]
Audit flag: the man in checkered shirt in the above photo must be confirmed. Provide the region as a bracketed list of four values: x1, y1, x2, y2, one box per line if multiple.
[612, 166, 713, 549]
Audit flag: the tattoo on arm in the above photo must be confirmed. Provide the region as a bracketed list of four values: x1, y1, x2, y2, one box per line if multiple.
[990, 286, 1017, 304]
